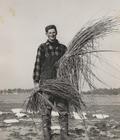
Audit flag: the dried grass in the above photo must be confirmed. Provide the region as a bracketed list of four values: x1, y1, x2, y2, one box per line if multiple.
[57, 17, 119, 89]
[26, 79, 85, 113]
[27, 17, 119, 113]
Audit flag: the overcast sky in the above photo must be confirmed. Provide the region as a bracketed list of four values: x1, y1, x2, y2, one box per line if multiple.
[0, 0, 120, 89]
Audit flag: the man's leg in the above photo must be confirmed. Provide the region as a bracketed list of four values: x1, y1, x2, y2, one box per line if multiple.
[56, 99, 69, 140]
[41, 95, 54, 140]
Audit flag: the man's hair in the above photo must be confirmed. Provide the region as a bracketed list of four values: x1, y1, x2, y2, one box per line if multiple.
[45, 25, 57, 33]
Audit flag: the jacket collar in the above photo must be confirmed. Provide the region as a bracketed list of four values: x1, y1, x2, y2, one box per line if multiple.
[46, 39, 59, 46]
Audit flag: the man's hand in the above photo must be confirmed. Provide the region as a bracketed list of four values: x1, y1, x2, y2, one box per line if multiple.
[54, 61, 60, 69]
[34, 83, 39, 92]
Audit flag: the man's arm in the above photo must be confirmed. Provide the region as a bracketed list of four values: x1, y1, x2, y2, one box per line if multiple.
[33, 46, 42, 86]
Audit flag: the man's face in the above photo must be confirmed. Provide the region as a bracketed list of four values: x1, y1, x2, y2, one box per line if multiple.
[46, 28, 57, 42]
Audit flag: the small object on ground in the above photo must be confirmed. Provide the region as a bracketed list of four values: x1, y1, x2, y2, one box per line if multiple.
[73, 112, 81, 120]
[11, 108, 27, 118]
[0, 111, 3, 115]
[100, 131, 107, 136]
[73, 112, 87, 120]
[88, 126, 100, 136]
[75, 128, 85, 135]
[51, 125, 60, 130]
[92, 114, 109, 119]
[0, 122, 6, 128]
[15, 112, 28, 118]
[11, 108, 23, 114]
[51, 125, 60, 135]
[107, 131, 115, 138]
[3, 119, 19, 124]
[13, 92, 18, 95]
[94, 122, 107, 131]
[51, 111, 59, 117]
[112, 124, 120, 129]
[82, 112, 87, 119]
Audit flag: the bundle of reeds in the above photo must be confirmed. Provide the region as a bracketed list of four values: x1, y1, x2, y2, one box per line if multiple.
[27, 17, 119, 113]
[26, 79, 85, 113]
[57, 17, 119, 89]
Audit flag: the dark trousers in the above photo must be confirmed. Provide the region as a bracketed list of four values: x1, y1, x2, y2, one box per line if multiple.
[41, 94, 69, 140]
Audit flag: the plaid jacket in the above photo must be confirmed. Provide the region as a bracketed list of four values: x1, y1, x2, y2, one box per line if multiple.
[33, 40, 67, 83]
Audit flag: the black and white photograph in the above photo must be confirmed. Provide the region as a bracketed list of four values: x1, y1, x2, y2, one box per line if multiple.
[0, 0, 120, 139]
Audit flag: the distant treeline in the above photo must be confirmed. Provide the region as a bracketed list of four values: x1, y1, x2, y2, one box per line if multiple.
[83, 88, 120, 95]
[0, 88, 120, 95]
[0, 88, 33, 94]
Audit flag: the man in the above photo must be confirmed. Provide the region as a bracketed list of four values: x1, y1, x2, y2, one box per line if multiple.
[33, 25, 69, 140]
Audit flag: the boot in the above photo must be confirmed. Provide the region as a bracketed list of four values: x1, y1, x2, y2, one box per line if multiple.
[41, 93, 54, 140]
[59, 113, 69, 140]
[41, 106, 52, 140]
[42, 127, 52, 140]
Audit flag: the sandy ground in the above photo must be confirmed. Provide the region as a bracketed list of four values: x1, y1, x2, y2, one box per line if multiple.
[0, 92, 120, 140]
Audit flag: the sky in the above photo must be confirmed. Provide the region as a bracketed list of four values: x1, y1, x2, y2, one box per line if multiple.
[0, 0, 120, 89]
